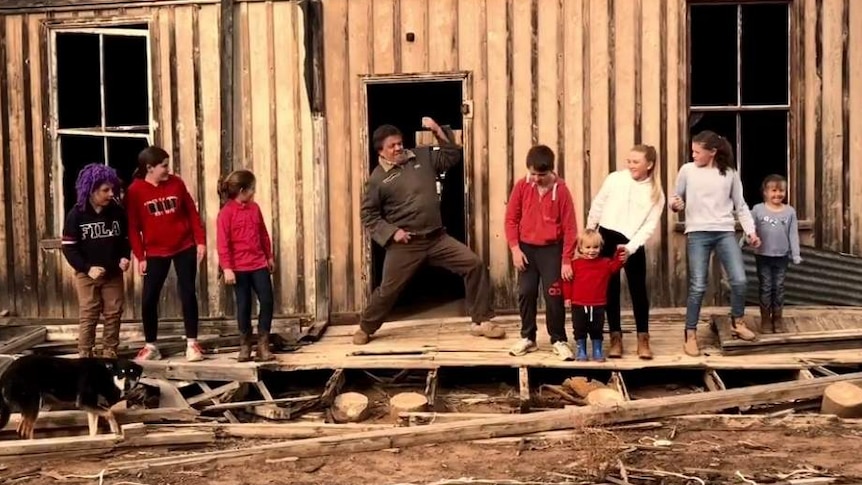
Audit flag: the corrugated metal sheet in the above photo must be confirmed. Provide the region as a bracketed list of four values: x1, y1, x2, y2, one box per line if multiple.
[741, 246, 862, 307]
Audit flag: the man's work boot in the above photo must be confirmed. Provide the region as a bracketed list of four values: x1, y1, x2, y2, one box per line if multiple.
[237, 333, 253, 362]
[255, 332, 275, 362]
[469, 321, 506, 339]
[636, 332, 653, 360]
[607, 332, 624, 359]
[683, 329, 700, 357]
[772, 307, 786, 333]
[759, 305, 773, 333]
[353, 329, 371, 345]
[731, 316, 757, 341]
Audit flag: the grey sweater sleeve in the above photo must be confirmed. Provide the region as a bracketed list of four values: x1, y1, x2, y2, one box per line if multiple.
[788, 207, 802, 264]
[730, 170, 756, 235]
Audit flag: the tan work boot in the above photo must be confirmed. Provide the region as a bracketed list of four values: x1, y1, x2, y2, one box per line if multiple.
[469, 321, 506, 339]
[353, 329, 371, 345]
[607, 332, 623, 358]
[683, 329, 700, 357]
[237, 333, 253, 362]
[731, 316, 757, 341]
[636, 332, 653, 360]
[759, 305, 773, 333]
[255, 332, 275, 362]
[772, 307, 786, 333]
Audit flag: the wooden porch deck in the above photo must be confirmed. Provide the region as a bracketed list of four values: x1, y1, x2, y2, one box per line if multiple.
[139, 307, 862, 383]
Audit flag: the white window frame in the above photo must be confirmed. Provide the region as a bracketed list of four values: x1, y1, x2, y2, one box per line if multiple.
[48, 23, 154, 235]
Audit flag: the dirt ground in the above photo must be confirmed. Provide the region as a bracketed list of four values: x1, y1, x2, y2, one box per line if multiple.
[3, 421, 861, 485]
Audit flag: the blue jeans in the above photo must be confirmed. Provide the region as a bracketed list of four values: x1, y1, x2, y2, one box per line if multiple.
[685, 231, 747, 329]
[755, 255, 789, 309]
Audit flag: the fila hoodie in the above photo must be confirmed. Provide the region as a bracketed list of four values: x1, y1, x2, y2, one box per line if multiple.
[62, 201, 131, 276]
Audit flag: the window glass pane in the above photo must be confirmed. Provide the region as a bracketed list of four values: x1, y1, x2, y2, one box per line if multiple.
[103, 35, 150, 127]
[689, 5, 738, 106]
[688, 111, 738, 163]
[107, 137, 150, 191]
[61, 135, 106, 215]
[56, 33, 102, 129]
[740, 111, 788, 205]
[741, 4, 789, 105]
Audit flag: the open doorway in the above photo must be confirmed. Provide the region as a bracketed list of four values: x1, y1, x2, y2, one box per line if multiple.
[365, 79, 468, 320]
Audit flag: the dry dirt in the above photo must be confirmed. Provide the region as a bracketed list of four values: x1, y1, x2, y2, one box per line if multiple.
[3, 421, 862, 485]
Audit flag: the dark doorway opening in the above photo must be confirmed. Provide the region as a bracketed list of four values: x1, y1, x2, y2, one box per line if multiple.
[365, 80, 467, 320]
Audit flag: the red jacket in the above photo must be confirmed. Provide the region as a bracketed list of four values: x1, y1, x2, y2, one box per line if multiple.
[216, 199, 273, 272]
[561, 252, 625, 306]
[125, 175, 206, 260]
[505, 175, 578, 260]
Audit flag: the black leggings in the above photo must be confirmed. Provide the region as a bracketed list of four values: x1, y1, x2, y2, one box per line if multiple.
[141, 246, 199, 342]
[598, 227, 650, 333]
[234, 268, 275, 335]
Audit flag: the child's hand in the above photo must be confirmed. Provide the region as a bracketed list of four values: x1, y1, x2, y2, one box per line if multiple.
[119, 258, 130, 272]
[616, 245, 630, 262]
[196, 244, 207, 264]
[793, 256, 802, 265]
[747, 233, 762, 248]
[87, 266, 106, 280]
[561, 263, 573, 281]
[223, 269, 236, 285]
[669, 195, 685, 212]
[138, 260, 147, 276]
[267, 258, 276, 273]
[511, 247, 528, 272]
[564, 299, 571, 309]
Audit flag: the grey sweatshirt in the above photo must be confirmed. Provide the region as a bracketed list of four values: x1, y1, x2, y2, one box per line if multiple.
[672, 163, 756, 235]
[751, 203, 802, 263]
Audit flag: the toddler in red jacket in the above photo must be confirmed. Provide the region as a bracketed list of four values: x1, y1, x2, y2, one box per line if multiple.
[561, 229, 626, 361]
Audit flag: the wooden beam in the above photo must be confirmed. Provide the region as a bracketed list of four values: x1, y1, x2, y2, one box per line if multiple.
[704, 370, 727, 392]
[0, 326, 46, 354]
[198, 382, 240, 424]
[107, 371, 862, 470]
[609, 372, 630, 401]
[139, 360, 259, 383]
[518, 366, 530, 413]
[187, 381, 241, 406]
[219, 0, 235, 175]
[202, 395, 318, 412]
[148, 422, 393, 439]
[425, 369, 438, 408]
[2, 407, 198, 434]
[798, 369, 816, 380]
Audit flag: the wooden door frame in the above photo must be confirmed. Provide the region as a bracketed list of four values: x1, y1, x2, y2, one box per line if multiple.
[357, 71, 474, 306]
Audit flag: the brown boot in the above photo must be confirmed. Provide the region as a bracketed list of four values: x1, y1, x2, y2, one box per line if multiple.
[607, 332, 623, 358]
[353, 329, 371, 345]
[759, 305, 773, 333]
[237, 333, 253, 362]
[78, 348, 94, 359]
[772, 307, 786, 333]
[684, 329, 700, 357]
[102, 347, 118, 359]
[731, 316, 757, 341]
[255, 332, 275, 362]
[636, 332, 653, 360]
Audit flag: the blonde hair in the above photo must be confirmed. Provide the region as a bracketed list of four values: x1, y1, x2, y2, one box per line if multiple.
[578, 228, 604, 252]
[631, 144, 664, 205]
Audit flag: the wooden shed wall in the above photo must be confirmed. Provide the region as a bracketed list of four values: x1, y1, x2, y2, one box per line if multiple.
[0, 0, 316, 320]
[323, 0, 862, 315]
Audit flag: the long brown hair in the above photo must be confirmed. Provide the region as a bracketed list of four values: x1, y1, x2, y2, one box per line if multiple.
[631, 144, 664, 205]
[133, 146, 170, 179]
[217, 169, 256, 205]
[691, 130, 735, 175]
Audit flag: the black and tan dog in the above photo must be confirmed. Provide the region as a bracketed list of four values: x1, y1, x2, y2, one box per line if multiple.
[0, 355, 143, 439]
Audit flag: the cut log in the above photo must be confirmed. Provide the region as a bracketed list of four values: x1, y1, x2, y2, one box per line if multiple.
[106, 370, 862, 471]
[331, 392, 369, 423]
[821, 382, 862, 418]
[389, 392, 428, 418]
[584, 388, 625, 406]
[563, 377, 605, 398]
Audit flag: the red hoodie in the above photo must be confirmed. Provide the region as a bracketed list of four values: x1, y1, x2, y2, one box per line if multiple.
[505, 175, 578, 260]
[216, 199, 273, 272]
[561, 251, 625, 306]
[125, 175, 206, 260]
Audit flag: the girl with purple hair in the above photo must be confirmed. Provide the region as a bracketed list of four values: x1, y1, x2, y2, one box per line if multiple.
[61, 163, 131, 358]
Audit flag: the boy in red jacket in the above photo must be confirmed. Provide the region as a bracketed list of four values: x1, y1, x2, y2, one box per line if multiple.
[505, 145, 578, 361]
[561, 229, 626, 362]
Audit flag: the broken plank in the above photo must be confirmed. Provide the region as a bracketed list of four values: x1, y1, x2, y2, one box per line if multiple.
[201, 395, 319, 412]
[118, 430, 216, 448]
[146, 422, 394, 439]
[0, 326, 47, 354]
[798, 369, 816, 380]
[519, 366, 530, 413]
[198, 381, 240, 423]
[2, 407, 198, 434]
[424, 369, 438, 408]
[0, 434, 121, 456]
[398, 412, 510, 426]
[187, 381, 241, 406]
[704, 370, 727, 392]
[107, 370, 862, 470]
[139, 360, 259, 382]
[609, 372, 630, 401]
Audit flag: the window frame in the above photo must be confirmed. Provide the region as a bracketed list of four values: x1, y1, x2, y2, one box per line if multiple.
[683, 0, 808, 228]
[46, 18, 155, 238]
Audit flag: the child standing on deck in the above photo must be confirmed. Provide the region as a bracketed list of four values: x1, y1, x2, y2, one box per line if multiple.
[62, 164, 131, 359]
[561, 229, 626, 362]
[217, 169, 276, 362]
[750, 174, 802, 333]
[669, 130, 761, 357]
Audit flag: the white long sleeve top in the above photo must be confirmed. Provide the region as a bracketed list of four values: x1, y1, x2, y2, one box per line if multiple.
[586, 170, 666, 254]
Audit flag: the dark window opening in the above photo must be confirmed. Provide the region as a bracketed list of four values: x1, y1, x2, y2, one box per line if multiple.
[366, 80, 467, 320]
[55, 28, 151, 216]
[688, 2, 791, 206]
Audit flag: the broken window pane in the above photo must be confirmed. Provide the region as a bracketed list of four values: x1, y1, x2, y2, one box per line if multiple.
[61, 135, 105, 214]
[103, 35, 150, 128]
[741, 4, 789, 105]
[108, 137, 149, 188]
[740, 111, 789, 205]
[56, 33, 101, 129]
[689, 4, 738, 106]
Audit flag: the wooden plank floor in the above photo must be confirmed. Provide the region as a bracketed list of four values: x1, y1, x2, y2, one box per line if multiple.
[139, 307, 862, 381]
[714, 309, 862, 355]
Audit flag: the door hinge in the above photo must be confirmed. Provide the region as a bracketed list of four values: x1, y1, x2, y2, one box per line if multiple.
[461, 100, 473, 119]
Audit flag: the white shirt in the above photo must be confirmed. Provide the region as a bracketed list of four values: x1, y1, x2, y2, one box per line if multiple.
[587, 170, 666, 254]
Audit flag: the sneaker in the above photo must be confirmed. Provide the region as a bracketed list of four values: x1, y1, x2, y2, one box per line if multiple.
[186, 340, 205, 362]
[469, 321, 506, 339]
[509, 338, 538, 356]
[552, 341, 574, 361]
[135, 344, 162, 361]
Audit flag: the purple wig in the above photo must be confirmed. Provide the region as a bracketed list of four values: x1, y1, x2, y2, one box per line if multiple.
[75, 163, 122, 212]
